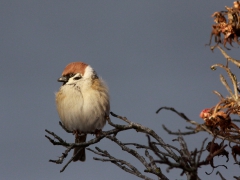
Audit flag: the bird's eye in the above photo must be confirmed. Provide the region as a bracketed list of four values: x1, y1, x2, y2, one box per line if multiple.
[73, 76, 81, 80]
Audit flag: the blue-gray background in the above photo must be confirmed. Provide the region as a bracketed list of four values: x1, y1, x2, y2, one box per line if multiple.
[1, 1, 239, 179]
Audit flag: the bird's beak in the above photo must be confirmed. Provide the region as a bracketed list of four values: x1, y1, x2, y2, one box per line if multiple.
[57, 76, 68, 83]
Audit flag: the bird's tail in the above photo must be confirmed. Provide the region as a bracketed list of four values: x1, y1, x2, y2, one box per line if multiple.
[73, 134, 87, 162]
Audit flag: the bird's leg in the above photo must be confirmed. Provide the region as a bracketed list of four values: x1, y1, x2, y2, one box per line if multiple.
[73, 130, 83, 139]
[94, 129, 102, 138]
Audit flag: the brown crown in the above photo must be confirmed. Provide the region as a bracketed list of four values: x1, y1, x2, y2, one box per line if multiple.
[62, 62, 88, 76]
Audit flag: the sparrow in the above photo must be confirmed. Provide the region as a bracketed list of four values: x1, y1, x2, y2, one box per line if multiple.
[55, 62, 110, 161]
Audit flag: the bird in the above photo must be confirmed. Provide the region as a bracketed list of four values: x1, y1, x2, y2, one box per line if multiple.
[55, 62, 110, 161]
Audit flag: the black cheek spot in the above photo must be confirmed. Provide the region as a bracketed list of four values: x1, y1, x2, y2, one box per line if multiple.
[92, 74, 98, 79]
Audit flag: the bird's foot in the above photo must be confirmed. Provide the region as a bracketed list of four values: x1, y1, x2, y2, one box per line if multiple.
[73, 130, 84, 139]
[94, 129, 102, 138]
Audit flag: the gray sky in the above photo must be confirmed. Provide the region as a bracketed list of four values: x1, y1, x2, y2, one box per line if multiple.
[1, 1, 239, 180]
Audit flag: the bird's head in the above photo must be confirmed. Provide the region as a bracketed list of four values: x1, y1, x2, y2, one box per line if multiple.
[58, 62, 98, 89]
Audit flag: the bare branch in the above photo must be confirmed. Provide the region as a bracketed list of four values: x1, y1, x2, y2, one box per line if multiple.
[196, 138, 208, 165]
[211, 63, 238, 100]
[216, 171, 227, 180]
[59, 121, 72, 133]
[217, 46, 240, 67]
[219, 74, 234, 97]
[88, 147, 156, 180]
[234, 176, 240, 180]
[162, 125, 197, 135]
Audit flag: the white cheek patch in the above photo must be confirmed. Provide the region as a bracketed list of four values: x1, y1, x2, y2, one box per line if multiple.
[83, 66, 94, 79]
